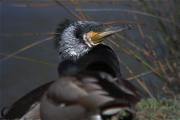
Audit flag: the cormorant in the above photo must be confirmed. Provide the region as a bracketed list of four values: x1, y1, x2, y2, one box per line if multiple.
[55, 20, 132, 61]
[1, 20, 140, 120]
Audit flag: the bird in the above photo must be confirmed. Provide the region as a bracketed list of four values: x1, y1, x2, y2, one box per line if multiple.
[54, 20, 132, 61]
[1, 20, 140, 120]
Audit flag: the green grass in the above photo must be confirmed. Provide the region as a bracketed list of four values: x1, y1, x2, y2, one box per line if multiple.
[105, 96, 180, 120]
[135, 96, 180, 120]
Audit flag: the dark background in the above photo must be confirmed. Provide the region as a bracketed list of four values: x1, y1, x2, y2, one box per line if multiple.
[1, 0, 178, 113]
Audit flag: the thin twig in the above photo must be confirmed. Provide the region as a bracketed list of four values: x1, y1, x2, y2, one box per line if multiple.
[117, 55, 155, 98]
[69, 0, 89, 20]
[76, 8, 180, 27]
[0, 53, 56, 67]
[0, 37, 53, 62]
[53, 0, 82, 20]
[103, 20, 144, 26]
[127, 70, 153, 81]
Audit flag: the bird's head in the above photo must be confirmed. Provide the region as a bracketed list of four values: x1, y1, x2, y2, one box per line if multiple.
[55, 20, 132, 61]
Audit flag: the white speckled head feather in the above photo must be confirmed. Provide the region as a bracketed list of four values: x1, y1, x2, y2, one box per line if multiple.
[56, 21, 102, 61]
[59, 22, 89, 60]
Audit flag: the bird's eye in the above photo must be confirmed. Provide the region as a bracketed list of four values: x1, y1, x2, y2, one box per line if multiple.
[75, 28, 83, 39]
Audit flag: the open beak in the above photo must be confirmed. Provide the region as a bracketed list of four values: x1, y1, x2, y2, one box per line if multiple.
[89, 25, 132, 44]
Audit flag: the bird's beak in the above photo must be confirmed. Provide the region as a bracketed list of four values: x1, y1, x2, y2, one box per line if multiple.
[88, 25, 132, 45]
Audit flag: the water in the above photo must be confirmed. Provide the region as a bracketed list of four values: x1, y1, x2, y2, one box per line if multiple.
[0, 0, 168, 113]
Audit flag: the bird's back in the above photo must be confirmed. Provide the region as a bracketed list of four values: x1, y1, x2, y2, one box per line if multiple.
[76, 44, 140, 104]
[2, 45, 140, 120]
[41, 44, 140, 120]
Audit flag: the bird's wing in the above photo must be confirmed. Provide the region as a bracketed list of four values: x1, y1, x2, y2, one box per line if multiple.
[46, 76, 88, 104]
[40, 72, 137, 120]
[19, 102, 40, 120]
[117, 78, 141, 104]
[43, 76, 114, 109]
[1, 81, 53, 119]
[76, 45, 141, 104]
[44, 73, 137, 110]
[40, 76, 98, 120]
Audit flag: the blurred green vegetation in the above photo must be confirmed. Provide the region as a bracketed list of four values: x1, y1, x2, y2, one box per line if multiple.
[135, 96, 180, 120]
[104, 96, 180, 120]
[133, 1, 180, 119]
[137, 0, 180, 95]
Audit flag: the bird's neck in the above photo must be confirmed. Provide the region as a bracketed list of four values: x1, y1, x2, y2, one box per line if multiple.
[58, 24, 91, 61]
[59, 42, 90, 61]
